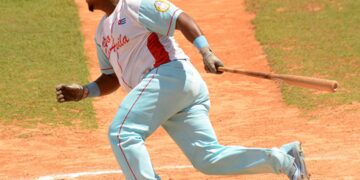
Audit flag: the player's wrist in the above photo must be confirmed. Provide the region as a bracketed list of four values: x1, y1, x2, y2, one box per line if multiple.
[83, 82, 101, 98]
[193, 35, 209, 50]
[81, 86, 89, 99]
[199, 46, 212, 56]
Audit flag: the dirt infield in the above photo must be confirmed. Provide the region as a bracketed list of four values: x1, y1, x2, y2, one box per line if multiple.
[0, 0, 359, 179]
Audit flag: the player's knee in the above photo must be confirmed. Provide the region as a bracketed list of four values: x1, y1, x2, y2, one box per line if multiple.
[108, 121, 144, 148]
[192, 160, 217, 175]
[190, 144, 224, 175]
[191, 152, 217, 174]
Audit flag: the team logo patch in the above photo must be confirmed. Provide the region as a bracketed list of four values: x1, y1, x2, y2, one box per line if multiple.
[154, 0, 170, 12]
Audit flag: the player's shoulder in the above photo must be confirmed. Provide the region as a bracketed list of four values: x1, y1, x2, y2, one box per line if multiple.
[124, 0, 142, 10]
[126, 0, 168, 12]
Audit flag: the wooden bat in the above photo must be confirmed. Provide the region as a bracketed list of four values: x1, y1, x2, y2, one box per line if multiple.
[218, 67, 339, 92]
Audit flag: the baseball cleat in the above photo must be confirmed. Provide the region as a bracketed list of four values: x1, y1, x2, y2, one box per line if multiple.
[289, 165, 301, 180]
[282, 141, 310, 180]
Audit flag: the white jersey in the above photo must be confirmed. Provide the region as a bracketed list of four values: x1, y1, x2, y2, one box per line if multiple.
[95, 0, 189, 92]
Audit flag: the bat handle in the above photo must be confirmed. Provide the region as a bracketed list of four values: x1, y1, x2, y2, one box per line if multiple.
[218, 67, 339, 92]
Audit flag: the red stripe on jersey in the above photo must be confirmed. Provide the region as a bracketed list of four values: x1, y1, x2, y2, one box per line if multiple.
[147, 33, 170, 68]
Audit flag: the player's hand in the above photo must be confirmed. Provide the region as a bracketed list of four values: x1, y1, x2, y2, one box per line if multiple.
[55, 84, 87, 103]
[199, 47, 224, 74]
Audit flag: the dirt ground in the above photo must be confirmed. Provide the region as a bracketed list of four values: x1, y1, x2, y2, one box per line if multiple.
[0, 0, 359, 179]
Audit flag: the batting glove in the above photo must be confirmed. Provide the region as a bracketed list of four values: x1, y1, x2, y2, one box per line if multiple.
[56, 84, 88, 103]
[199, 47, 224, 74]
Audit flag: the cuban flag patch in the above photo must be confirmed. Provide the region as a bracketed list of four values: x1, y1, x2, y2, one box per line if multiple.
[118, 18, 126, 25]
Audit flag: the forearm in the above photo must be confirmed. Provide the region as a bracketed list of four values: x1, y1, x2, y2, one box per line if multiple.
[85, 73, 120, 97]
[175, 12, 224, 74]
[175, 13, 203, 44]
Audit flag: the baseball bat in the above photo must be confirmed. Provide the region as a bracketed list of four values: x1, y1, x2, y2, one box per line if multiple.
[218, 67, 338, 92]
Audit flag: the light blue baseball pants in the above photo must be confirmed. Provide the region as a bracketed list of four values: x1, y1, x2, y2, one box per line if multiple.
[108, 60, 295, 180]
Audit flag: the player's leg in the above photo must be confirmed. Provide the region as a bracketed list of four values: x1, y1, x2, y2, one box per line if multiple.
[163, 102, 295, 176]
[281, 141, 310, 179]
[108, 60, 202, 180]
[108, 71, 162, 180]
[162, 77, 296, 176]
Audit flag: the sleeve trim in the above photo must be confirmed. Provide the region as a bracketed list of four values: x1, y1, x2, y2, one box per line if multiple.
[101, 69, 115, 75]
[166, 9, 181, 36]
[101, 67, 114, 70]
[96, 43, 110, 62]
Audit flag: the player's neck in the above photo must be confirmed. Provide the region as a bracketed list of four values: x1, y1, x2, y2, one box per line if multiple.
[103, 3, 116, 16]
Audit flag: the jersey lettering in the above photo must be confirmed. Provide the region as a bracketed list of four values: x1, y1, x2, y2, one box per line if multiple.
[109, 34, 130, 53]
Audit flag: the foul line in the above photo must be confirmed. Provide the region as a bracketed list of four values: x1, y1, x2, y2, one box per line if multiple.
[37, 156, 348, 180]
[37, 165, 193, 180]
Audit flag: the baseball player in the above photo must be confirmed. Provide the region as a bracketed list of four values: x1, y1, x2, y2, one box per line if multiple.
[56, 0, 309, 179]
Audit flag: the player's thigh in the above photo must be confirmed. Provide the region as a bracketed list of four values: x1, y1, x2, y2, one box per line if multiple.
[109, 77, 166, 139]
[110, 66, 196, 139]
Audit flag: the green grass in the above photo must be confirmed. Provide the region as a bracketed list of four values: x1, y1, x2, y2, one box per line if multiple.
[246, 0, 360, 109]
[0, 0, 97, 128]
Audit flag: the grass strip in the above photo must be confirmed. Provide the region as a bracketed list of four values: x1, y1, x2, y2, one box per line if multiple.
[246, 0, 360, 109]
[0, 0, 97, 128]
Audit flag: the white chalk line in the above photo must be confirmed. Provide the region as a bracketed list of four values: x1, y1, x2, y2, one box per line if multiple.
[306, 156, 347, 161]
[37, 156, 348, 180]
[37, 165, 193, 180]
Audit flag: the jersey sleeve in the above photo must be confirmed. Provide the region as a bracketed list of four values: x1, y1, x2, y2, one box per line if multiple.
[137, 0, 183, 36]
[95, 43, 115, 75]
[94, 16, 114, 75]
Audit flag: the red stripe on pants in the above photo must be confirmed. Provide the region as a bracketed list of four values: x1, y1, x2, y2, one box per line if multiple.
[117, 69, 158, 180]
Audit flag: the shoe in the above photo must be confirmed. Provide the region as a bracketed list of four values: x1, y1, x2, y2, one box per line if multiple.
[281, 141, 310, 180]
[288, 165, 301, 180]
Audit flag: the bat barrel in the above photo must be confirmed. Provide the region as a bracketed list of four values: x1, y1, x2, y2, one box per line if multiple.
[271, 74, 339, 92]
[218, 67, 339, 92]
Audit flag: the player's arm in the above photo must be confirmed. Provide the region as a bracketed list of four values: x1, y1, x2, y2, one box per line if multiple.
[93, 73, 120, 96]
[131, 0, 223, 74]
[175, 12, 224, 74]
[56, 41, 119, 103]
[56, 73, 120, 103]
